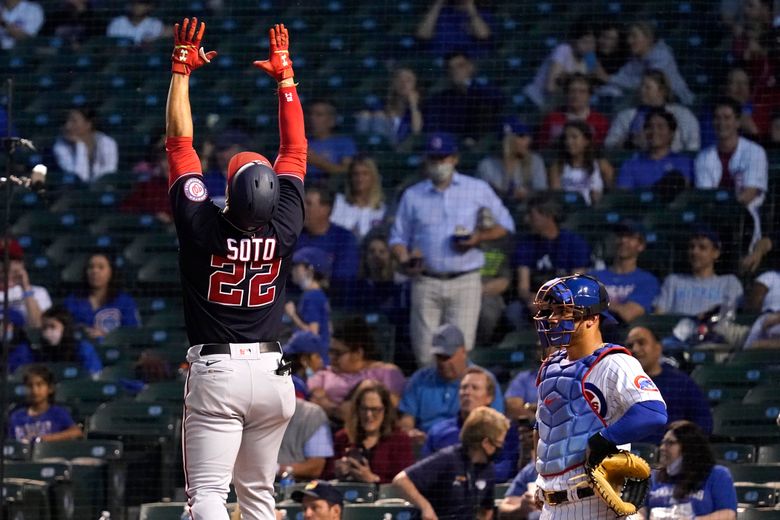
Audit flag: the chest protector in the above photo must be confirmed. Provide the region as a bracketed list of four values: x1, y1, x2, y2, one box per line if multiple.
[535, 344, 628, 477]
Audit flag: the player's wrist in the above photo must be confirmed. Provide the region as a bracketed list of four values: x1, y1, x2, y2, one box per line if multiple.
[278, 78, 296, 88]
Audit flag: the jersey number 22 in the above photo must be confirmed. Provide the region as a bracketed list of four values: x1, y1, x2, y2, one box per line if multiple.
[207, 257, 281, 307]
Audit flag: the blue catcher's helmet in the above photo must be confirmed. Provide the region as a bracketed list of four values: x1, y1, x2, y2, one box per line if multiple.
[532, 274, 617, 348]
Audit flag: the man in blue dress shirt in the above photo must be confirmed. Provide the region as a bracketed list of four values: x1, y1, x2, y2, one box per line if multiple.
[390, 133, 514, 366]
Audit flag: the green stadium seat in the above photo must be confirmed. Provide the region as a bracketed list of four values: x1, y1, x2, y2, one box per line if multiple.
[144, 310, 186, 330]
[59, 253, 90, 284]
[712, 402, 780, 442]
[692, 365, 773, 390]
[738, 508, 780, 519]
[138, 502, 188, 520]
[710, 443, 756, 464]
[726, 463, 780, 484]
[286, 482, 377, 504]
[757, 445, 780, 464]
[628, 315, 687, 340]
[87, 402, 181, 504]
[343, 503, 419, 519]
[89, 213, 161, 237]
[15, 362, 85, 383]
[10, 210, 80, 240]
[2, 478, 52, 520]
[734, 483, 778, 507]
[5, 380, 29, 406]
[729, 350, 780, 367]
[136, 253, 181, 287]
[377, 483, 405, 500]
[135, 381, 185, 404]
[94, 363, 139, 383]
[4, 461, 75, 520]
[122, 233, 179, 267]
[744, 385, 780, 405]
[494, 482, 511, 499]
[469, 348, 530, 384]
[45, 234, 118, 267]
[595, 190, 659, 219]
[55, 380, 125, 420]
[50, 190, 119, 214]
[630, 443, 659, 464]
[3, 440, 32, 461]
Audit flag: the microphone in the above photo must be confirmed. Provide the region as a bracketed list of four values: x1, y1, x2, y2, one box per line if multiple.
[30, 164, 47, 193]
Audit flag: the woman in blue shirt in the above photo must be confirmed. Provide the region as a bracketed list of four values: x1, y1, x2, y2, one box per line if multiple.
[8, 306, 103, 377]
[646, 420, 737, 520]
[63, 251, 139, 341]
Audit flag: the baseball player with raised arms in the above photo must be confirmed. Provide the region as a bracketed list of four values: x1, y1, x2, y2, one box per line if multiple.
[531, 274, 668, 518]
[165, 18, 306, 520]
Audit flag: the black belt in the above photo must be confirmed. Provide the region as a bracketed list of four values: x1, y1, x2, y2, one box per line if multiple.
[199, 342, 282, 356]
[422, 269, 479, 280]
[543, 487, 595, 506]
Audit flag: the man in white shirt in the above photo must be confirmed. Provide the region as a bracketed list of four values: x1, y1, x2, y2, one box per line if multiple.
[106, 0, 166, 45]
[0, 0, 43, 50]
[0, 239, 52, 328]
[695, 97, 768, 250]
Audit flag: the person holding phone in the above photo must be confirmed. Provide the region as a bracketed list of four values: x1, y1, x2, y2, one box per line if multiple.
[328, 381, 413, 484]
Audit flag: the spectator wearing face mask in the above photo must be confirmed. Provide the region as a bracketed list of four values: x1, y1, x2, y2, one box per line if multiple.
[8, 306, 102, 377]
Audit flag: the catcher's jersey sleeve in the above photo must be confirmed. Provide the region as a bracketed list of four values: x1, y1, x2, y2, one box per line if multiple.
[583, 353, 666, 425]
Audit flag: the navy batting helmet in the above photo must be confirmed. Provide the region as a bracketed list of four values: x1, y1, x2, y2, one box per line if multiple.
[222, 152, 280, 233]
[533, 274, 616, 348]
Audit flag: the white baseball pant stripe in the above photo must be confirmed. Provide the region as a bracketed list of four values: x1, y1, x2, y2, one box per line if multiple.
[538, 494, 641, 520]
[182, 346, 295, 520]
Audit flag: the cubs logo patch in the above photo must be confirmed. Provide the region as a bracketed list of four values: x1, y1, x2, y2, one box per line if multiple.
[184, 177, 208, 202]
[584, 382, 608, 417]
[634, 375, 659, 392]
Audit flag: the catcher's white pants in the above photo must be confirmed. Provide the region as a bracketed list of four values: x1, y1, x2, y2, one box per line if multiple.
[539, 495, 641, 520]
[183, 346, 296, 520]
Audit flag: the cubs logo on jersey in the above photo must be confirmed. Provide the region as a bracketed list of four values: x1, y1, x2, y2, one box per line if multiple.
[584, 382, 608, 417]
[634, 375, 659, 392]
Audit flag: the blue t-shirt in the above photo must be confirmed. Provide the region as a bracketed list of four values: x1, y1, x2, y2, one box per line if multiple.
[405, 444, 495, 518]
[636, 365, 713, 444]
[648, 465, 737, 516]
[63, 292, 140, 334]
[398, 364, 505, 433]
[616, 152, 694, 189]
[7, 340, 104, 376]
[422, 415, 520, 482]
[307, 135, 357, 181]
[512, 229, 591, 271]
[295, 224, 359, 282]
[506, 461, 538, 496]
[504, 369, 538, 404]
[8, 405, 76, 441]
[589, 268, 660, 314]
[298, 288, 330, 362]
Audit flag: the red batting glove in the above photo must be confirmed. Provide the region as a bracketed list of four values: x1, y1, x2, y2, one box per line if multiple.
[171, 17, 217, 76]
[253, 24, 294, 81]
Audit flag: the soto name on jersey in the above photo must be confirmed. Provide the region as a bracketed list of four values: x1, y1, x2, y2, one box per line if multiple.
[226, 237, 278, 262]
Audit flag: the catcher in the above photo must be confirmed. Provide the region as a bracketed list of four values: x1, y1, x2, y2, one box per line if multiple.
[531, 274, 668, 518]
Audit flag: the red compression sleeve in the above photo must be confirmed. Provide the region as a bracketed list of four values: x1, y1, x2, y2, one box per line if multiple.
[273, 85, 307, 180]
[166, 136, 203, 188]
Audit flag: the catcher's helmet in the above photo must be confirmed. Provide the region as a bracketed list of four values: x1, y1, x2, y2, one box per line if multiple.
[222, 152, 279, 233]
[533, 274, 616, 348]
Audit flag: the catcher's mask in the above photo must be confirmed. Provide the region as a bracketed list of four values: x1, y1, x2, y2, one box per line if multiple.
[533, 274, 616, 348]
[222, 152, 279, 233]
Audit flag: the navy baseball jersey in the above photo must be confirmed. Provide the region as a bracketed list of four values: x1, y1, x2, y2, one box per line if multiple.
[169, 174, 304, 344]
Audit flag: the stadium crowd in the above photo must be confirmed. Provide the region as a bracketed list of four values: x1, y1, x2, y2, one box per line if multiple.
[2, 0, 780, 518]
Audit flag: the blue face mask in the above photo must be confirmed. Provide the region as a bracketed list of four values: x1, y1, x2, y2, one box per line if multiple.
[305, 367, 315, 378]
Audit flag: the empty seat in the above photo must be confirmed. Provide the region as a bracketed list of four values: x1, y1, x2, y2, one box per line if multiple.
[630, 443, 659, 464]
[56, 380, 125, 420]
[712, 403, 780, 442]
[138, 502, 188, 520]
[710, 443, 756, 464]
[342, 503, 419, 519]
[757, 445, 780, 464]
[4, 461, 75, 520]
[726, 463, 780, 484]
[135, 381, 185, 405]
[2, 478, 52, 520]
[734, 483, 778, 508]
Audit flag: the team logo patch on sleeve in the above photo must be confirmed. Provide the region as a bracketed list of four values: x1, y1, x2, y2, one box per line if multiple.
[634, 375, 659, 392]
[584, 382, 608, 417]
[183, 177, 208, 202]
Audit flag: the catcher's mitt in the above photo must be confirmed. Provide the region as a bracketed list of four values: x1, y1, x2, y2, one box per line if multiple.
[587, 451, 651, 516]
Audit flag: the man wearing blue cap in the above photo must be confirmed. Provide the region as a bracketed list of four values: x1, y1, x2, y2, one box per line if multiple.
[390, 133, 514, 366]
[289, 480, 343, 520]
[589, 220, 660, 323]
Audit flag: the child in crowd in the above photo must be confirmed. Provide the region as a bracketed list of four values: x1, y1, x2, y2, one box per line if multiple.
[285, 247, 332, 364]
[7, 365, 82, 443]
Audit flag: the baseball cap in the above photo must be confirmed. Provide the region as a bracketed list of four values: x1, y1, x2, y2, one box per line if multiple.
[612, 220, 646, 241]
[690, 225, 721, 250]
[500, 117, 530, 137]
[430, 323, 465, 357]
[283, 331, 323, 356]
[0, 239, 24, 261]
[425, 132, 458, 157]
[291, 480, 344, 506]
[292, 247, 333, 279]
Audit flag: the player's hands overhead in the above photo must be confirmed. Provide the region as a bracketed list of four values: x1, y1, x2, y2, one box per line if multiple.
[253, 24, 294, 81]
[171, 17, 217, 76]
